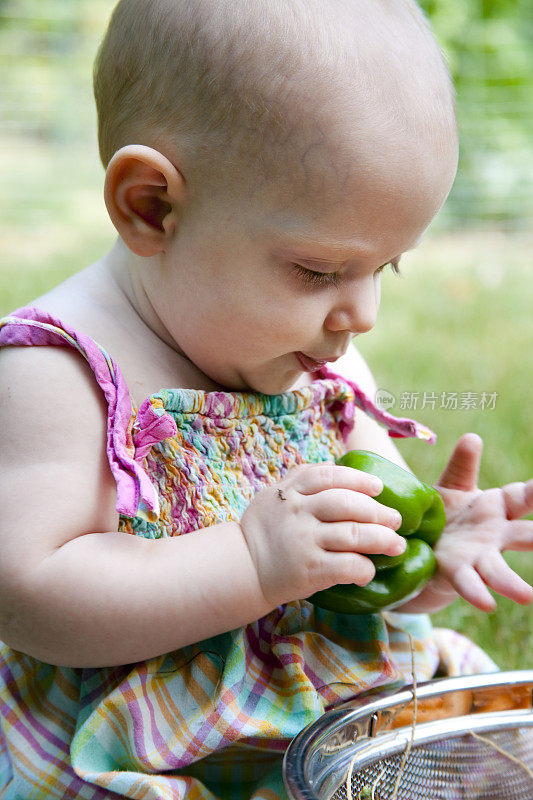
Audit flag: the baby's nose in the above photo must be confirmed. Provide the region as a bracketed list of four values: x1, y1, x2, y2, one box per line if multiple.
[325, 282, 379, 335]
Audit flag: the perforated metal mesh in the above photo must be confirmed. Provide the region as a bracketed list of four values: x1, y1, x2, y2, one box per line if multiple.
[331, 728, 533, 800]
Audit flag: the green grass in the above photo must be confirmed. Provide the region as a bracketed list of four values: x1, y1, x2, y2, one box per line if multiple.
[1, 138, 532, 670]
[0, 138, 115, 312]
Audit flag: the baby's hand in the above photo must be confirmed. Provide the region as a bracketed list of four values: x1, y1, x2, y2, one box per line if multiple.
[240, 463, 406, 608]
[399, 433, 533, 613]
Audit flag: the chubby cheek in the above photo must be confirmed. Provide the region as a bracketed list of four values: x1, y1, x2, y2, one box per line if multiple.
[242, 291, 321, 352]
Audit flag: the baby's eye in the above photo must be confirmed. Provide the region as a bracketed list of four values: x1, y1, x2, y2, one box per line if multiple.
[292, 264, 341, 288]
[375, 260, 402, 277]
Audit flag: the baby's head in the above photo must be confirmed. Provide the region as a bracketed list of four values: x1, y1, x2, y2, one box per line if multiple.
[95, 0, 457, 208]
[94, 0, 459, 393]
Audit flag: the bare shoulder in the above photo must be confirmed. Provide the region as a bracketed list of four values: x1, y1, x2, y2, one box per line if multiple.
[0, 343, 109, 457]
[0, 344, 119, 575]
[24, 261, 214, 400]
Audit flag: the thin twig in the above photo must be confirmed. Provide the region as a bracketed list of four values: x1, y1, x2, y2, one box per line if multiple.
[345, 634, 418, 800]
[469, 731, 533, 780]
[346, 752, 356, 800]
[370, 767, 385, 799]
[390, 634, 418, 800]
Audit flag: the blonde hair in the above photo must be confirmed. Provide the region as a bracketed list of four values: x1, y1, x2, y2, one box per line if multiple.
[94, 0, 456, 189]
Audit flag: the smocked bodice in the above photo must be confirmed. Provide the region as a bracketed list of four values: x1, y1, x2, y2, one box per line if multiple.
[123, 380, 356, 538]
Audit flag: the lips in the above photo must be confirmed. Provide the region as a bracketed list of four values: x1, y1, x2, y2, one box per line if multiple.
[295, 352, 339, 372]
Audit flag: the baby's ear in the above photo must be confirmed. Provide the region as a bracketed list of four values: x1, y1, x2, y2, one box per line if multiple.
[104, 145, 185, 257]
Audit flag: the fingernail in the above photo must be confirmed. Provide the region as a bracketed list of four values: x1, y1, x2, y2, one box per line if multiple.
[370, 479, 383, 493]
[390, 511, 402, 528]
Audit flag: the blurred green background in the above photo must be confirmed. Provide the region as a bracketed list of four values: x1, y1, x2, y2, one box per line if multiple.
[0, 1, 532, 667]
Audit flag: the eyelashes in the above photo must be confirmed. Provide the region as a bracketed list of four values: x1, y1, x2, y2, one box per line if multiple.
[375, 259, 402, 277]
[292, 260, 402, 288]
[292, 264, 342, 288]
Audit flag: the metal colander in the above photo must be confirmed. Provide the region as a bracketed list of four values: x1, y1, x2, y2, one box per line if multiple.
[283, 670, 533, 800]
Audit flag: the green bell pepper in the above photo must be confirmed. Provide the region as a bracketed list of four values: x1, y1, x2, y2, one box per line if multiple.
[309, 450, 446, 614]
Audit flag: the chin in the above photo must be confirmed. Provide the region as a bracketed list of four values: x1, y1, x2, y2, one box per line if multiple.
[216, 362, 311, 396]
[250, 372, 312, 396]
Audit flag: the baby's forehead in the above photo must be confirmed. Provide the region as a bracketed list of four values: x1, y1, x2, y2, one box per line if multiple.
[242, 77, 456, 216]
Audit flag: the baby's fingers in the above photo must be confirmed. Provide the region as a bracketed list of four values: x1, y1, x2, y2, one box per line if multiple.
[325, 551, 376, 587]
[448, 555, 533, 612]
[309, 487, 402, 528]
[318, 521, 407, 556]
[448, 563, 497, 612]
[476, 551, 533, 605]
[502, 479, 533, 520]
[289, 463, 383, 497]
[503, 519, 533, 551]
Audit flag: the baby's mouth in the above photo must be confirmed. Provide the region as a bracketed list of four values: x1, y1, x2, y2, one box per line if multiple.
[295, 352, 336, 372]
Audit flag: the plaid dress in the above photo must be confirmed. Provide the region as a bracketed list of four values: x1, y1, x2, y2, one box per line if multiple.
[0, 308, 497, 800]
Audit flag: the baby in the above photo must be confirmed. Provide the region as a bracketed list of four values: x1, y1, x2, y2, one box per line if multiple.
[0, 1, 532, 798]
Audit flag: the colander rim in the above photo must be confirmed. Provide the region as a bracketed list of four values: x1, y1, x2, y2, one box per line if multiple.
[282, 669, 533, 800]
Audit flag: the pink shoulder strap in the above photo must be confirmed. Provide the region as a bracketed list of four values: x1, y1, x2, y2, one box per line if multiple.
[319, 364, 436, 444]
[0, 307, 172, 521]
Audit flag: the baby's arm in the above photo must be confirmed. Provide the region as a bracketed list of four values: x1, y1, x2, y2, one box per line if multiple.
[0, 346, 404, 667]
[0, 346, 267, 666]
